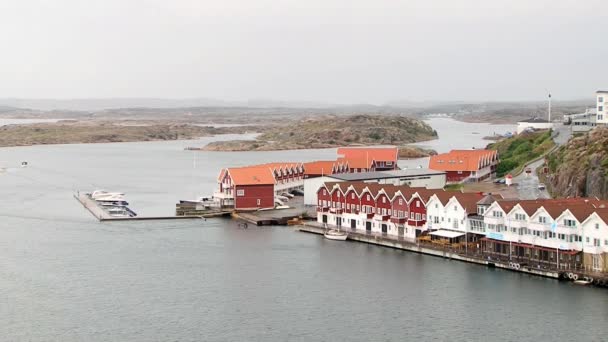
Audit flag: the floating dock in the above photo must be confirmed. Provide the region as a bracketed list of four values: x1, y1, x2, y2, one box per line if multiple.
[74, 192, 231, 222]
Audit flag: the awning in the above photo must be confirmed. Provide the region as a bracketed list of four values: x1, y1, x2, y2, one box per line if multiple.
[429, 230, 465, 239]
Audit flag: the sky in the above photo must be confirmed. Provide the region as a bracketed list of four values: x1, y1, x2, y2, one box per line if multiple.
[0, 0, 606, 105]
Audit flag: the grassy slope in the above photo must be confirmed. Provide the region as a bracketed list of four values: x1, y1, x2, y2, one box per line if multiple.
[488, 130, 554, 177]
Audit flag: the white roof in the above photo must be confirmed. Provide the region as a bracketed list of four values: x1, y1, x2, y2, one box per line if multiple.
[429, 230, 465, 238]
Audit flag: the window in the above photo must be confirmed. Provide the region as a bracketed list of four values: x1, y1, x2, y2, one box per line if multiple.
[351, 193, 355, 199]
[600, 96, 604, 103]
[416, 201, 420, 208]
[337, 192, 340, 198]
[586, 237, 590, 243]
[453, 205, 457, 211]
[323, 190, 327, 195]
[382, 197, 386, 203]
[515, 213, 527, 221]
[492, 211, 503, 218]
[399, 199, 403, 205]
[256, 199, 261, 206]
[563, 219, 576, 227]
[366, 195, 370, 201]
[539, 216, 547, 224]
[236, 189, 245, 196]
[594, 238, 601, 247]
[600, 106, 604, 112]
[596, 223, 600, 229]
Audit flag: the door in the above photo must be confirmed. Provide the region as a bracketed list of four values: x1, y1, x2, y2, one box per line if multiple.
[350, 219, 356, 229]
[322, 215, 327, 223]
[365, 221, 372, 231]
[398, 226, 404, 237]
[381, 224, 388, 234]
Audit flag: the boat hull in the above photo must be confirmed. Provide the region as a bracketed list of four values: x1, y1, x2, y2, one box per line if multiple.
[324, 232, 348, 241]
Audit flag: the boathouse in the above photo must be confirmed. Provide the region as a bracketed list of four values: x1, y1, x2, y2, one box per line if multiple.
[428, 149, 499, 182]
[337, 147, 399, 172]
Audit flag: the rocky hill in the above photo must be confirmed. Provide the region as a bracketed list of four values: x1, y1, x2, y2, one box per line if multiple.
[202, 114, 438, 151]
[544, 127, 608, 199]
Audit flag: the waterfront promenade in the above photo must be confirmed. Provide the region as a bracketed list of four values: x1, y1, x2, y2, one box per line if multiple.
[298, 221, 608, 286]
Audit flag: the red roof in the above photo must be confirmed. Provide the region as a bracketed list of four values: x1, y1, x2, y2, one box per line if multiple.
[337, 147, 398, 169]
[225, 167, 275, 185]
[429, 149, 498, 172]
[303, 160, 345, 175]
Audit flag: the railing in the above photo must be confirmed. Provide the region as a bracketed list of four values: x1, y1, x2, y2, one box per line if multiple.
[390, 217, 407, 224]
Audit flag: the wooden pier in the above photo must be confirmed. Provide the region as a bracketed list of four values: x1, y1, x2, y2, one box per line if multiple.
[74, 193, 231, 222]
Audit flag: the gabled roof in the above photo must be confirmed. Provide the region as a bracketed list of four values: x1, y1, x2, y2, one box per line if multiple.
[477, 194, 500, 206]
[303, 160, 340, 175]
[226, 167, 276, 185]
[337, 147, 398, 169]
[429, 149, 498, 172]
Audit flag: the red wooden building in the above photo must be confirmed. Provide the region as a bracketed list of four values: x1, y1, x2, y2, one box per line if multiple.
[429, 149, 499, 182]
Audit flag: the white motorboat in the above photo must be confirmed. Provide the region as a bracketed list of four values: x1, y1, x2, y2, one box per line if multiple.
[91, 190, 126, 202]
[324, 229, 348, 241]
[573, 279, 592, 286]
[276, 195, 290, 201]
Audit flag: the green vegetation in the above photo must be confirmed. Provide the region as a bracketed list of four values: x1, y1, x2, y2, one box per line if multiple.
[488, 130, 554, 177]
[444, 183, 464, 191]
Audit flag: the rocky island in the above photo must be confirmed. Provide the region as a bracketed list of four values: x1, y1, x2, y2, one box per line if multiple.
[200, 114, 438, 155]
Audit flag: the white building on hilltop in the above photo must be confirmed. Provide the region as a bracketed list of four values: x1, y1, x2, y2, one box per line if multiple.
[516, 117, 553, 134]
[597, 90, 607, 125]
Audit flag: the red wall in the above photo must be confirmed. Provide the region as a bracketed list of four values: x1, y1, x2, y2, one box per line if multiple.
[392, 195, 408, 217]
[317, 187, 331, 206]
[375, 193, 392, 215]
[344, 189, 360, 212]
[446, 171, 472, 182]
[235, 184, 275, 210]
[408, 196, 427, 226]
[360, 191, 376, 213]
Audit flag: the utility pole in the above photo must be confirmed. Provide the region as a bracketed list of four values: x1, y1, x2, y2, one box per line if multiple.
[548, 93, 552, 123]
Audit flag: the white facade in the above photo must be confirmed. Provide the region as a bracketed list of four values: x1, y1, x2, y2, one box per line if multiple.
[304, 176, 335, 205]
[597, 91, 607, 125]
[516, 120, 554, 134]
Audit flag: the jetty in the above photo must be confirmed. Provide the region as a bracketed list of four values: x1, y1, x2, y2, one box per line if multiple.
[74, 192, 231, 222]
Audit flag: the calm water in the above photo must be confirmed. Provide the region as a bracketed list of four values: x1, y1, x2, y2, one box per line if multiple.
[1, 120, 607, 342]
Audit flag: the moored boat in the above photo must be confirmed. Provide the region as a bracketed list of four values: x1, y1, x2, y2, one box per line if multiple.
[324, 229, 348, 241]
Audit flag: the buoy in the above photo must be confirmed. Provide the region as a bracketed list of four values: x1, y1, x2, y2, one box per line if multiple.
[567, 273, 573, 279]
[589, 277, 594, 283]
[516, 264, 521, 270]
[509, 262, 514, 268]
[572, 274, 579, 281]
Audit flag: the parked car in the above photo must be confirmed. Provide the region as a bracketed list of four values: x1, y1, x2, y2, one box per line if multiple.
[494, 178, 506, 184]
[538, 183, 546, 190]
[525, 167, 532, 174]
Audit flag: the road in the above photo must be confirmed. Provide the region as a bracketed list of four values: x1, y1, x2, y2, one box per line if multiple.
[513, 122, 571, 200]
[514, 158, 551, 200]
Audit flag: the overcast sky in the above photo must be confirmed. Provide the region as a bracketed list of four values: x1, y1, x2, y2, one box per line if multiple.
[0, 0, 606, 104]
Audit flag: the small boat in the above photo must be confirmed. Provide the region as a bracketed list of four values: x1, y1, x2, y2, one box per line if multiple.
[275, 205, 290, 210]
[21, 161, 28, 168]
[573, 280, 592, 286]
[324, 229, 348, 241]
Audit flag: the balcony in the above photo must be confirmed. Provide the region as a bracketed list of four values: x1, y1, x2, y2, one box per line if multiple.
[374, 214, 391, 221]
[390, 217, 407, 224]
[484, 216, 505, 226]
[366, 213, 375, 219]
[329, 208, 343, 214]
[317, 206, 329, 213]
[213, 191, 234, 200]
[408, 219, 426, 227]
